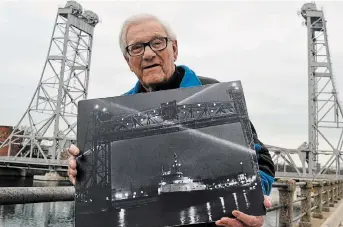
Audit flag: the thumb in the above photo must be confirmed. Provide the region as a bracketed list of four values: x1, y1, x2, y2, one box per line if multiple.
[264, 195, 272, 208]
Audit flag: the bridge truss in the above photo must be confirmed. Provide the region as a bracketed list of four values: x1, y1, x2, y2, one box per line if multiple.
[0, 1, 99, 171]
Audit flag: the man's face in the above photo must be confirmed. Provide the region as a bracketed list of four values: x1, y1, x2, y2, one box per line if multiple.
[125, 20, 178, 89]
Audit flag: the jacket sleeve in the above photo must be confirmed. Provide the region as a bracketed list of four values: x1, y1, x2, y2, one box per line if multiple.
[250, 122, 275, 196]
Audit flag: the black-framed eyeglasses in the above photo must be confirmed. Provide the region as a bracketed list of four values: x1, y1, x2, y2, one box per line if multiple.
[126, 37, 170, 57]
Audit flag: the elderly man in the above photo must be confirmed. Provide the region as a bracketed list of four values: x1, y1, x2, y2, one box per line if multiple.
[68, 14, 275, 227]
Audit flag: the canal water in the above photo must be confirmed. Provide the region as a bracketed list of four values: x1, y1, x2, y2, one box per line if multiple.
[0, 176, 297, 227]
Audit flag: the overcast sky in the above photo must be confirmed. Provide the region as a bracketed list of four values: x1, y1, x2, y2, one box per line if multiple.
[1, 0, 343, 166]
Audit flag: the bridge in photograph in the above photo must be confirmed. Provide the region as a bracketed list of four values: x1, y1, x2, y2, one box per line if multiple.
[90, 100, 241, 140]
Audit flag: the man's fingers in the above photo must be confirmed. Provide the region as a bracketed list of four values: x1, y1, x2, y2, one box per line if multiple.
[68, 174, 76, 186]
[68, 168, 77, 177]
[216, 198, 269, 227]
[68, 144, 80, 156]
[67, 146, 78, 186]
[68, 157, 77, 170]
[232, 210, 264, 227]
[263, 195, 272, 208]
[215, 217, 244, 227]
[68, 166, 77, 186]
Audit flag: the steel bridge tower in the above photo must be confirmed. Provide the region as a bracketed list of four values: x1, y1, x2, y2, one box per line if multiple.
[0, 1, 98, 168]
[301, 2, 342, 177]
[267, 3, 342, 180]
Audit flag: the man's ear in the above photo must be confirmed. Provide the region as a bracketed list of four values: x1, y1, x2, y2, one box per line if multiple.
[124, 54, 134, 72]
[172, 40, 178, 62]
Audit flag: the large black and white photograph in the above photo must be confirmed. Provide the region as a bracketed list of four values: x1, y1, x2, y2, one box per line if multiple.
[75, 81, 265, 227]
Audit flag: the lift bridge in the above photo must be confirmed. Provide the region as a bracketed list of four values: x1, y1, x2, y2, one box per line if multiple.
[0, 1, 98, 172]
[0, 1, 342, 189]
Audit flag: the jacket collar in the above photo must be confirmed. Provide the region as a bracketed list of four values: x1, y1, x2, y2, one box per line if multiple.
[124, 65, 202, 95]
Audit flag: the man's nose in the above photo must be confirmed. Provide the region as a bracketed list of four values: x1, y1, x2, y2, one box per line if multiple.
[142, 45, 156, 60]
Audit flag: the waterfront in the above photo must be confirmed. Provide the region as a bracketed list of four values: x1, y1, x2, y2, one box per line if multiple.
[0, 176, 74, 227]
[0, 176, 297, 227]
[0, 201, 74, 227]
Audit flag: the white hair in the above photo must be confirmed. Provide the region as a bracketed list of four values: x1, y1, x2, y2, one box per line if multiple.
[119, 14, 177, 55]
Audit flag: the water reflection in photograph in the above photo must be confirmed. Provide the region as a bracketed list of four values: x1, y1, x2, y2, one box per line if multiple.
[114, 197, 222, 227]
[87, 189, 263, 227]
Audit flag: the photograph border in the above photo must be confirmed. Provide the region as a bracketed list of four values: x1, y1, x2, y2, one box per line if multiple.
[75, 81, 262, 226]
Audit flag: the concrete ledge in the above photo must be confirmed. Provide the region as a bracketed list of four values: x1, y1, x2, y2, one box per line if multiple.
[320, 200, 343, 227]
[33, 172, 68, 181]
[0, 187, 75, 205]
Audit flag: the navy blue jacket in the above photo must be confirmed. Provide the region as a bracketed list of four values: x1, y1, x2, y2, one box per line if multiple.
[124, 65, 275, 195]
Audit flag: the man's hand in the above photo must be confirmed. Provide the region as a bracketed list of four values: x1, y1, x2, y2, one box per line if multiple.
[215, 195, 272, 227]
[67, 144, 80, 185]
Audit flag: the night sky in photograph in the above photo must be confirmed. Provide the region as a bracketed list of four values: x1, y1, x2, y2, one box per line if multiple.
[111, 122, 256, 192]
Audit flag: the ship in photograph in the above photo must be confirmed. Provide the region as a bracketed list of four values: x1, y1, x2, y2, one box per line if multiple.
[158, 153, 207, 194]
[111, 153, 258, 211]
[157, 153, 257, 209]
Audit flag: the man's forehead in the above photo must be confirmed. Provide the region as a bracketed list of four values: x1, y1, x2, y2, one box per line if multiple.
[126, 20, 167, 45]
